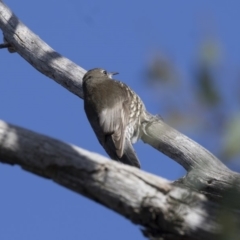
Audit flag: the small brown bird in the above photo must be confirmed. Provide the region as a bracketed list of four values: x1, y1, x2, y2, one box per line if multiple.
[82, 68, 146, 168]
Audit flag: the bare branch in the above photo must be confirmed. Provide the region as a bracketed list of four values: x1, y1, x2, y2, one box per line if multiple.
[0, 0, 240, 206]
[0, 41, 10, 48]
[141, 113, 227, 172]
[0, 0, 86, 98]
[1, 119, 239, 240]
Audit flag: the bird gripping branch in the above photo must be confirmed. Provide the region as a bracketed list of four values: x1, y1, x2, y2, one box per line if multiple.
[83, 68, 147, 168]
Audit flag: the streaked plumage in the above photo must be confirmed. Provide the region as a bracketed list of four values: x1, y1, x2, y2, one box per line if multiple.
[82, 68, 146, 168]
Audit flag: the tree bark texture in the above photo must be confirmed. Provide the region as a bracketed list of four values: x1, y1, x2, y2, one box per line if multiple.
[0, 1, 240, 239]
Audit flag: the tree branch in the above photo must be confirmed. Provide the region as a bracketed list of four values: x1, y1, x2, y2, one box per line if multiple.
[0, 0, 240, 204]
[141, 113, 240, 204]
[1, 1, 240, 238]
[0, 0, 86, 98]
[0, 2, 228, 170]
[1, 119, 238, 240]
[0, 41, 10, 48]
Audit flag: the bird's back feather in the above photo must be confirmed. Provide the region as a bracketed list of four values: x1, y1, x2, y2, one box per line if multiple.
[83, 69, 142, 168]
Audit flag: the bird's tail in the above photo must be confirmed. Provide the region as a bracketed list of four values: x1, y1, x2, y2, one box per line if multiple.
[104, 136, 140, 168]
[121, 139, 141, 168]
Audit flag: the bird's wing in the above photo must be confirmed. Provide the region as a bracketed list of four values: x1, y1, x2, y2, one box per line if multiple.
[99, 100, 129, 158]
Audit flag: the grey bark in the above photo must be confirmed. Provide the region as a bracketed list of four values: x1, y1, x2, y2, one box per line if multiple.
[0, 0, 240, 239]
[0, 120, 239, 240]
[0, 0, 86, 98]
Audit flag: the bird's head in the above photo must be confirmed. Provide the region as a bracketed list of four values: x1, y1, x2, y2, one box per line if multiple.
[83, 68, 119, 82]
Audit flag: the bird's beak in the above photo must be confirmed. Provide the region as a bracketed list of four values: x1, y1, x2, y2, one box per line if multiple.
[108, 72, 119, 79]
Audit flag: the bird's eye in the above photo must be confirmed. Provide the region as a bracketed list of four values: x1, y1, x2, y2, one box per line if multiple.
[103, 70, 107, 75]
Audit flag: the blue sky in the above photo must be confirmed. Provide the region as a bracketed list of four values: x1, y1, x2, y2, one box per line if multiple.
[1, 1, 240, 239]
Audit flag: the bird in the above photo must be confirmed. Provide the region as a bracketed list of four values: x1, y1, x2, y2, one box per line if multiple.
[82, 68, 147, 168]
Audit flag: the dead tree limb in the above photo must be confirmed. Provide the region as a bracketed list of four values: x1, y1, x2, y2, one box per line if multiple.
[1, 119, 239, 240]
[0, 1, 240, 239]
